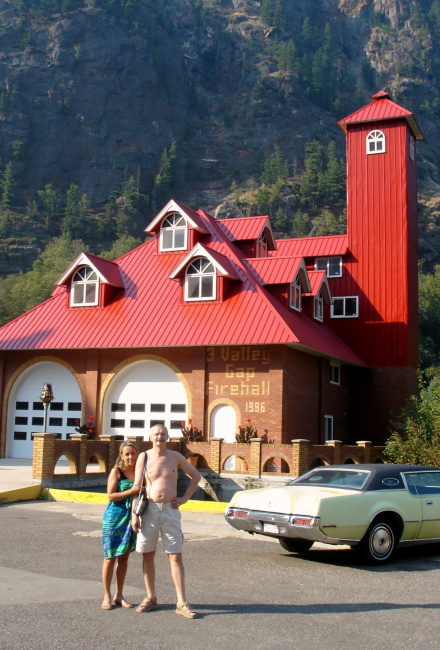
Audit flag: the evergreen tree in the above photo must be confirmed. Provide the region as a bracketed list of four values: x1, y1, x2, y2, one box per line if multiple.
[1, 162, 14, 208]
[323, 142, 345, 213]
[38, 183, 58, 233]
[300, 141, 325, 211]
[154, 140, 178, 206]
[291, 210, 311, 238]
[62, 184, 86, 237]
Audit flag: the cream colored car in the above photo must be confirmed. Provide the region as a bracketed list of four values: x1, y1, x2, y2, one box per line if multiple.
[225, 464, 440, 564]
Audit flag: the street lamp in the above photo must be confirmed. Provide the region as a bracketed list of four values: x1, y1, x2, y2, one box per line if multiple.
[40, 383, 54, 433]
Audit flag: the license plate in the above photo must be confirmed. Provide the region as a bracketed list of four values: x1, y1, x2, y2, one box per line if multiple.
[263, 523, 279, 534]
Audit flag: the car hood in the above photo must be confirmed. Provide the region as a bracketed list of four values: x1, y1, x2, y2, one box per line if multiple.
[228, 485, 358, 515]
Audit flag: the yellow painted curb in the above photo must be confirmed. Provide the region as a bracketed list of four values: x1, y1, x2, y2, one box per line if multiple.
[0, 484, 42, 504]
[44, 488, 228, 512]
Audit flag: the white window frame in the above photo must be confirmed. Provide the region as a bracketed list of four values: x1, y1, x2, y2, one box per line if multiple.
[409, 136, 415, 161]
[314, 292, 323, 322]
[366, 130, 386, 155]
[256, 232, 268, 258]
[160, 213, 187, 252]
[324, 415, 334, 442]
[289, 275, 301, 312]
[70, 265, 99, 307]
[331, 296, 359, 319]
[315, 256, 342, 278]
[330, 362, 340, 385]
[185, 257, 216, 302]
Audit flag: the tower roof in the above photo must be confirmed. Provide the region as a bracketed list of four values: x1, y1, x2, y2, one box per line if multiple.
[338, 91, 424, 141]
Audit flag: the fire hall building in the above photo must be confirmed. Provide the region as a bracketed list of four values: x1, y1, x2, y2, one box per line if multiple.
[0, 92, 423, 459]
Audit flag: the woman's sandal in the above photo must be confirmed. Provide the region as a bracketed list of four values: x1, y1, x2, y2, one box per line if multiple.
[113, 598, 133, 608]
[101, 601, 113, 610]
[175, 602, 197, 619]
[136, 596, 158, 613]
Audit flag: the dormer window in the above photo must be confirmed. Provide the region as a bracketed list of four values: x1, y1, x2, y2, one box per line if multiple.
[289, 274, 301, 311]
[160, 213, 187, 251]
[314, 291, 323, 321]
[366, 130, 385, 154]
[71, 266, 98, 306]
[256, 232, 268, 258]
[185, 257, 216, 301]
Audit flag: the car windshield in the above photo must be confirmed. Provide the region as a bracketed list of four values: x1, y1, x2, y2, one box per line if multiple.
[289, 469, 370, 490]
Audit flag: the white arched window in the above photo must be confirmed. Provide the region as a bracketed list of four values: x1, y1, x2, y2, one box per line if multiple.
[185, 257, 216, 301]
[366, 130, 386, 155]
[71, 266, 98, 306]
[160, 213, 187, 251]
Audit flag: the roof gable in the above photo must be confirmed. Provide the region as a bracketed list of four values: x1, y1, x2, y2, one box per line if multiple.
[168, 242, 241, 280]
[56, 252, 124, 288]
[338, 91, 424, 141]
[246, 256, 311, 292]
[304, 270, 332, 303]
[217, 216, 276, 250]
[144, 198, 209, 234]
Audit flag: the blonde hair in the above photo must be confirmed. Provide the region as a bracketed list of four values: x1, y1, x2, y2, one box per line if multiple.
[115, 441, 139, 469]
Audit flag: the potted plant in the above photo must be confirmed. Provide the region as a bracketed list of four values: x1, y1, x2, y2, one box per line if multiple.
[181, 419, 202, 467]
[236, 418, 258, 443]
[75, 415, 96, 439]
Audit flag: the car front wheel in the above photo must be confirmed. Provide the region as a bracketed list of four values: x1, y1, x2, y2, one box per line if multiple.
[279, 538, 314, 553]
[358, 519, 396, 565]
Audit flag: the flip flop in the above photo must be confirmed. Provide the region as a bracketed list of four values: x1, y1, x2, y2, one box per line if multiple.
[113, 598, 133, 608]
[175, 602, 197, 619]
[101, 601, 113, 610]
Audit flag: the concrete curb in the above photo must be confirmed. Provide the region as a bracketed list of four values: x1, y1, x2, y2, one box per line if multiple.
[43, 488, 228, 512]
[0, 485, 42, 504]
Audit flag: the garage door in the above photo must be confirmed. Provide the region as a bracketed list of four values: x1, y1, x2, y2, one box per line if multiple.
[103, 360, 188, 439]
[7, 361, 82, 459]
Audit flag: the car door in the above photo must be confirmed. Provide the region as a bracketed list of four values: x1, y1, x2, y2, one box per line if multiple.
[405, 471, 440, 539]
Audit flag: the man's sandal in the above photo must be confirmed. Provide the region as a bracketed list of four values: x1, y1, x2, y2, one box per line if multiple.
[175, 602, 197, 619]
[136, 596, 158, 613]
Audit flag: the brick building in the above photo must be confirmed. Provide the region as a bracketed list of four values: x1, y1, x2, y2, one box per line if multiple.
[0, 92, 423, 460]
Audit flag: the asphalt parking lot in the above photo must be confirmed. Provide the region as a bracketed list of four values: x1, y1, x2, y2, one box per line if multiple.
[2, 499, 440, 650]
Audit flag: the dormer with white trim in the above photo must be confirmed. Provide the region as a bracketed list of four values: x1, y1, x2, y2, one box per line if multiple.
[56, 252, 125, 309]
[145, 199, 210, 253]
[169, 242, 241, 303]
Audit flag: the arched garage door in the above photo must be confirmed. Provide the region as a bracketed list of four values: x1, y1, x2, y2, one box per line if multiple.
[103, 360, 188, 439]
[7, 361, 82, 459]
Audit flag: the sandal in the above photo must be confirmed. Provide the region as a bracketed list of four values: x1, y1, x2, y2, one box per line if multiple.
[136, 596, 158, 613]
[175, 602, 197, 619]
[113, 598, 133, 608]
[101, 601, 113, 610]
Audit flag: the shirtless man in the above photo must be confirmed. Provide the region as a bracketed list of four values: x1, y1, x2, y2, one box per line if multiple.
[132, 424, 201, 618]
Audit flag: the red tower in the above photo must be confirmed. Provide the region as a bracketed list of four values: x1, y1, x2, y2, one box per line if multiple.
[336, 91, 424, 438]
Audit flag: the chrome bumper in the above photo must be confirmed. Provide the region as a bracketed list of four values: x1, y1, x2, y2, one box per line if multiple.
[225, 507, 358, 546]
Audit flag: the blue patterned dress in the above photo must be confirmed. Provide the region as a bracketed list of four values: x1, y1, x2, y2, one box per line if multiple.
[102, 469, 137, 559]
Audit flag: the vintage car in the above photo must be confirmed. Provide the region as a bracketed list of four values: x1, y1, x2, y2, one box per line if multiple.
[225, 464, 440, 564]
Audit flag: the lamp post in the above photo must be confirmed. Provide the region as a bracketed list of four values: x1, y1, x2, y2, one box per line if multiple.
[40, 383, 54, 433]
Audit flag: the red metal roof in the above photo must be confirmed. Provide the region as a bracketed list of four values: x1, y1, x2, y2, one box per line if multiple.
[272, 235, 348, 258]
[246, 256, 304, 286]
[169, 242, 241, 280]
[0, 207, 365, 366]
[56, 252, 125, 288]
[338, 91, 424, 141]
[303, 270, 332, 303]
[217, 216, 276, 249]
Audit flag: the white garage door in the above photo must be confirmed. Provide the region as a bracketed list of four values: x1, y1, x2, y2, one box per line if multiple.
[103, 360, 188, 439]
[7, 361, 82, 459]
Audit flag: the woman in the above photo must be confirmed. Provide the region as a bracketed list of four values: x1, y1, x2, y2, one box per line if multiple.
[101, 441, 140, 610]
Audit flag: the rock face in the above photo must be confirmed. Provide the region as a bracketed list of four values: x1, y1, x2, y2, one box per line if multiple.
[0, 0, 438, 215]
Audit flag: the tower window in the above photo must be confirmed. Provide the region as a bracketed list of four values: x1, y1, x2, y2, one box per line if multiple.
[409, 136, 415, 161]
[315, 257, 342, 278]
[331, 296, 359, 318]
[366, 130, 386, 155]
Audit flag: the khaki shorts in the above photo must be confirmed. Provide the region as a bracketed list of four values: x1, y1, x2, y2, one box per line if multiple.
[136, 502, 184, 554]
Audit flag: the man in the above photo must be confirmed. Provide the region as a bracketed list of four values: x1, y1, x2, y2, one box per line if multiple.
[132, 424, 201, 618]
